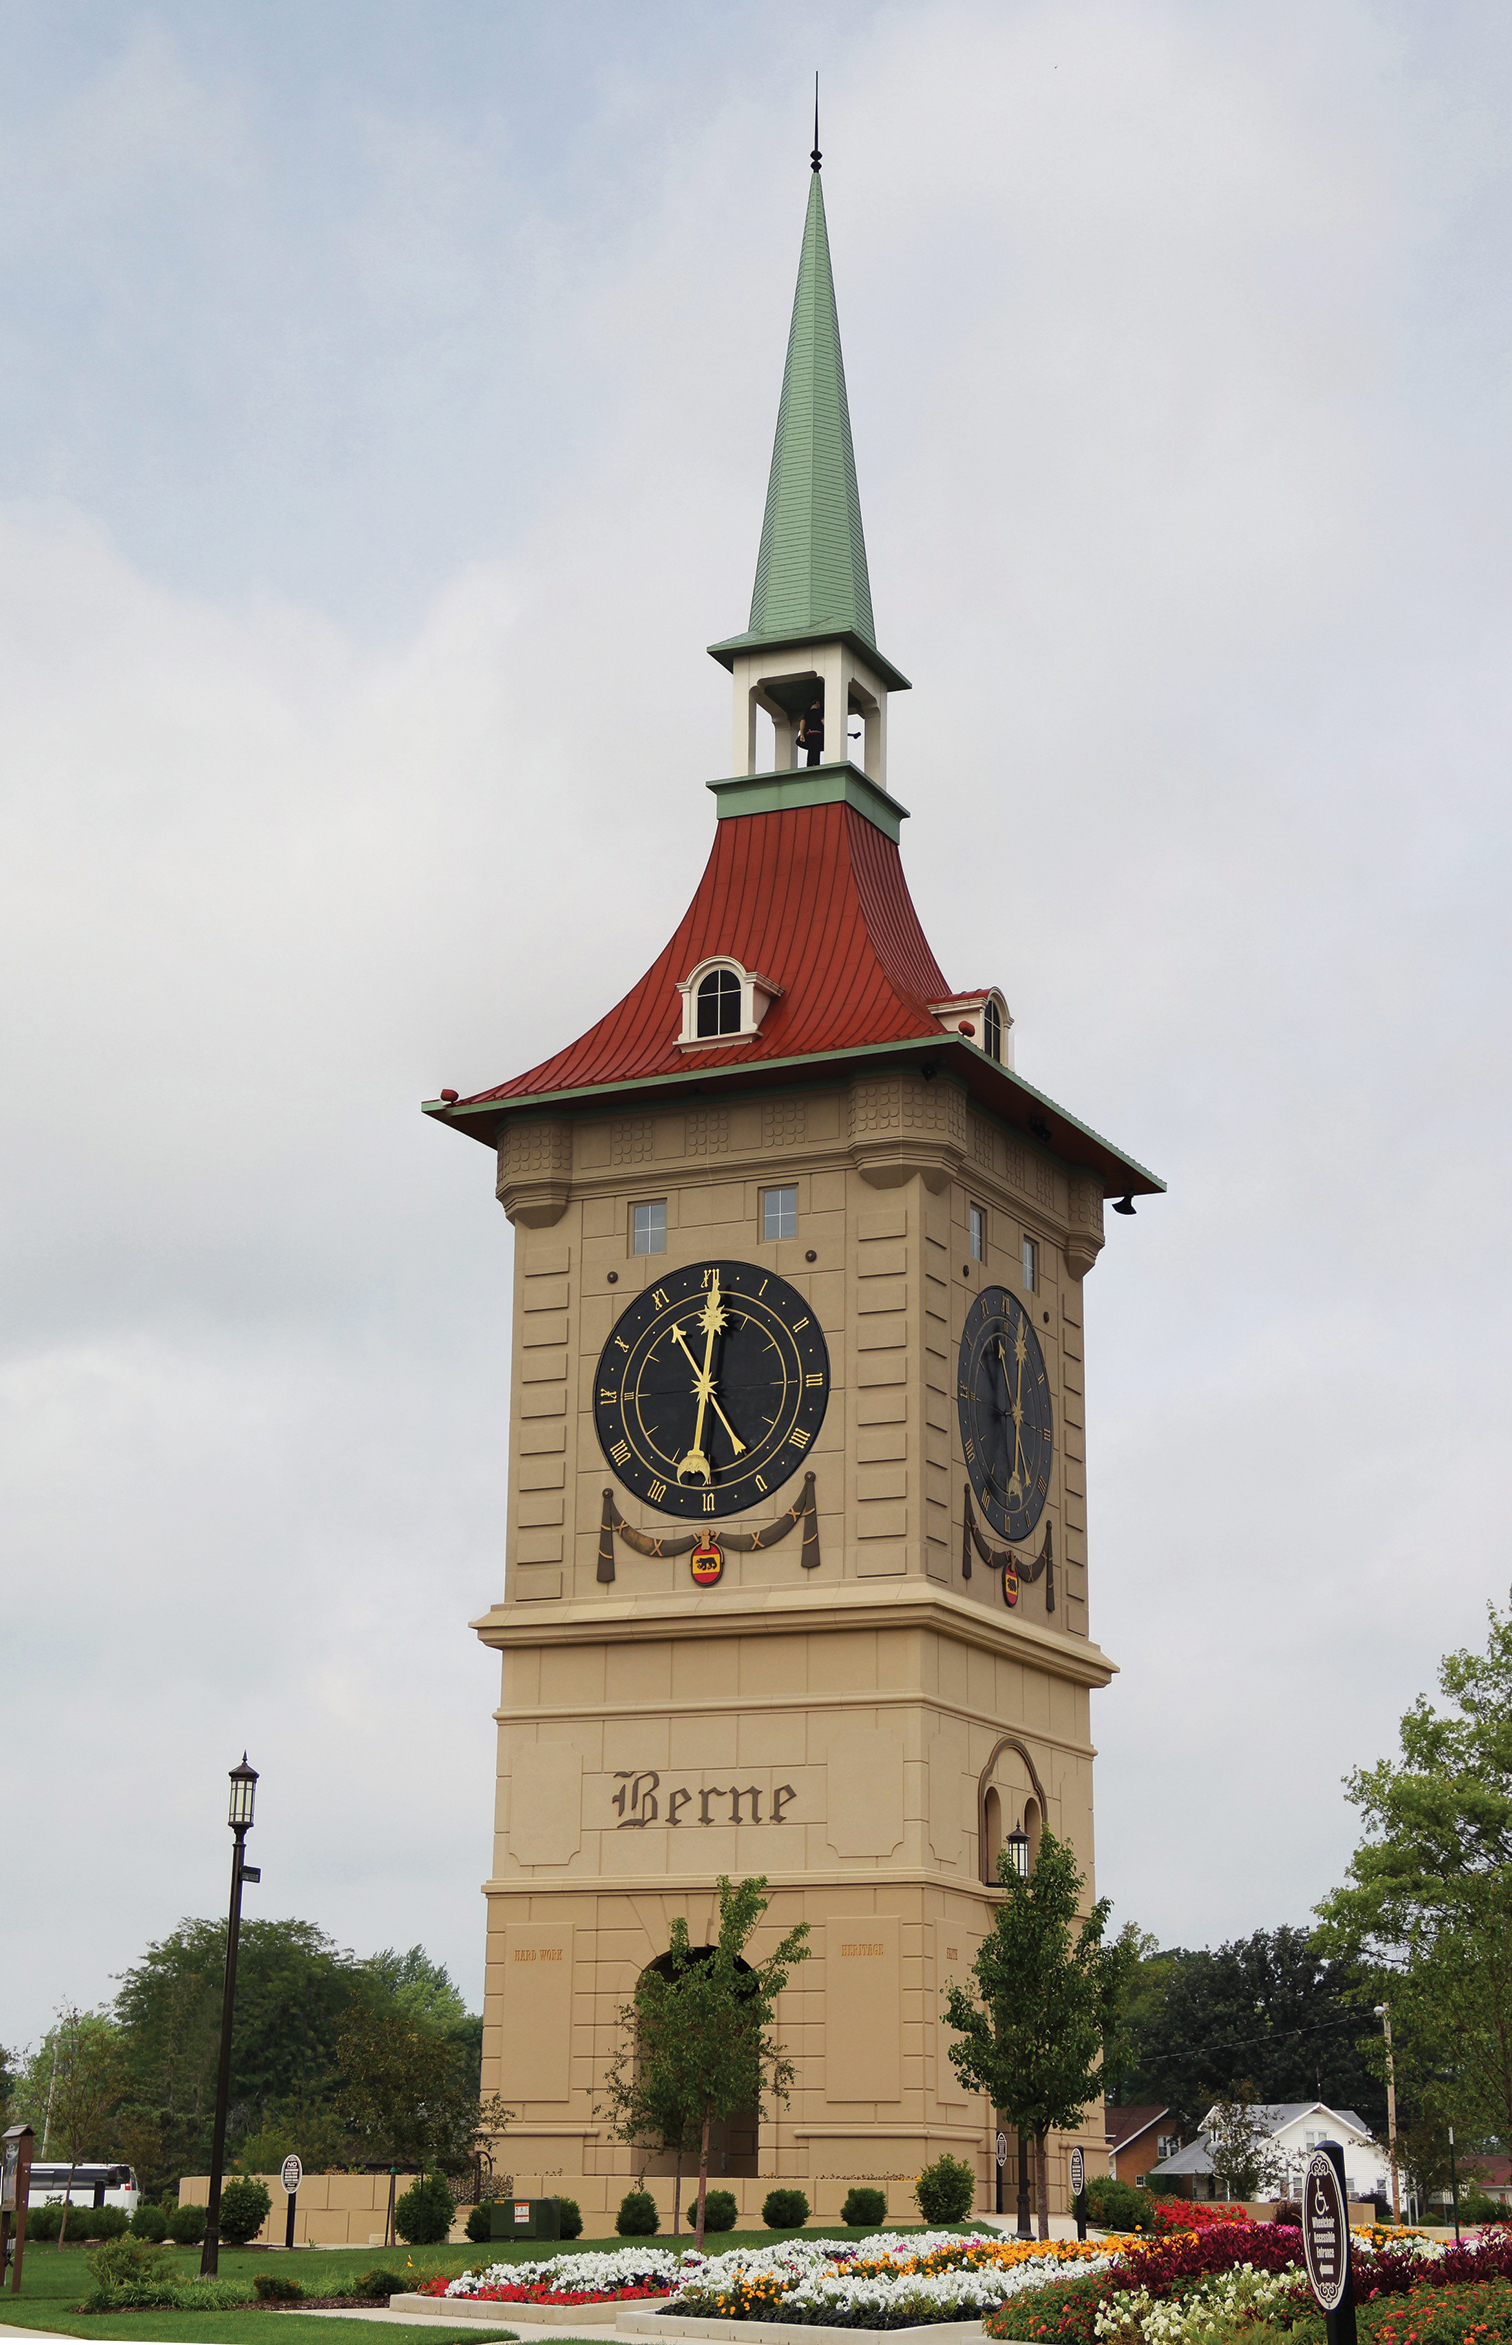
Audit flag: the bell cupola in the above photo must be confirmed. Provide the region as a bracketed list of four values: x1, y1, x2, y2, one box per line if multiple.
[708, 151, 908, 795]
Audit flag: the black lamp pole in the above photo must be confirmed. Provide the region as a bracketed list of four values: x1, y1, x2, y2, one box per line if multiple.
[200, 1758, 259, 2277]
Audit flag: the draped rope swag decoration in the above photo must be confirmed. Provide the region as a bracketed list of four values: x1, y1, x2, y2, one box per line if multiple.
[961, 1486, 1054, 1613]
[597, 1471, 820, 1583]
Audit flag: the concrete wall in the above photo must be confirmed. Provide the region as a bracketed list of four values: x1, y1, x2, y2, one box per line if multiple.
[176, 2173, 474, 2248]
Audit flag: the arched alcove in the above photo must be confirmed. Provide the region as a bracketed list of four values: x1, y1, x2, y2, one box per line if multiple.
[976, 1737, 1049, 1886]
[983, 1785, 1003, 1879]
[634, 1949, 760, 2180]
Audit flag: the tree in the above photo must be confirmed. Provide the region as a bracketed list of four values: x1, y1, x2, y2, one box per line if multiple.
[943, 1829, 1130, 2239]
[620, 1875, 810, 2250]
[599, 1966, 702, 2233]
[1204, 2089, 1287, 2201]
[366, 1947, 483, 2096]
[46, 2010, 131, 2247]
[335, 1998, 510, 2181]
[1110, 1929, 1384, 2140]
[1315, 1601, 1512, 2159]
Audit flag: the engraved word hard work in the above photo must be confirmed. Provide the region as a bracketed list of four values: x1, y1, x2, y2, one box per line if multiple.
[611, 1770, 798, 1828]
[957, 1285, 1054, 1545]
[594, 1259, 830, 1520]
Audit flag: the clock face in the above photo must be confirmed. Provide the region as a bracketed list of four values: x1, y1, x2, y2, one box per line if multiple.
[957, 1284, 1054, 1544]
[594, 1259, 830, 1519]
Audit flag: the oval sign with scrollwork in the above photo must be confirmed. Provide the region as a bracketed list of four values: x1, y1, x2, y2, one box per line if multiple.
[1302, 2149, 1350, 2313]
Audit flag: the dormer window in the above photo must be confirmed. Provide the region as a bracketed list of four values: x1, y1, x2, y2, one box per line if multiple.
[676, 956, 782, 1051]
[696, 966, 742, 1038]
[930, 988, 1012, 1067]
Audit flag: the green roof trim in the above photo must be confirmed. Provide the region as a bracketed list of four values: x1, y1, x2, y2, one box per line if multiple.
[706, 622, 911, 695]
[424, 1035, 1167, 1198]
[706, 758, 909, 842]
[746, 170, 875, 652]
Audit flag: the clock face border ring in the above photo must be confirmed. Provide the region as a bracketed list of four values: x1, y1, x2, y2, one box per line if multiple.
[592, 1257, 830, 1521]
[956, 1281, 1054, 1546]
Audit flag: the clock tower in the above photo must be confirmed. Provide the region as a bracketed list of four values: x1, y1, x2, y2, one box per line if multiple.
[427, 153, 1162, 2228]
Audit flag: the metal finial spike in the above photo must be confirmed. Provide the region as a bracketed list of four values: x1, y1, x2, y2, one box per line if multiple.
[811, 72, 821, 171]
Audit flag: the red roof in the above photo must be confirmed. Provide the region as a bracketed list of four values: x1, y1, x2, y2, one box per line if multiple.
[1105, 2105, 1170, 2153]
[467, 802, 951, 1105]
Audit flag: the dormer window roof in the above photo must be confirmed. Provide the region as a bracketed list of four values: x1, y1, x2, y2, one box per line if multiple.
[676, 956, 783, 1052]
[930, 988, 1011, 1066]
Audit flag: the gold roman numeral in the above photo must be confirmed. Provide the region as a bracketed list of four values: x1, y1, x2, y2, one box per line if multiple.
[648, 1479, 666, 1503]
[805, 1372, 824, 1387]
[651, 1287, 669, 1308]
[789, 1428, 809, 1450]
[703, 1492, 715, 1513]
[599, 1388, 618, 1404]
[755, 1473, 767, 1494]
[792, 1315, 809, 1332]
[610, 1440, 631, 1466]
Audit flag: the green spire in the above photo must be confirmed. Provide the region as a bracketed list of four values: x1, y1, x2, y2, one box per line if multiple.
[747, 168, 875, 648]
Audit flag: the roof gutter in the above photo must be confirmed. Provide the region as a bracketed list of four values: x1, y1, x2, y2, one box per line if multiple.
[423, 1031, 1164, 1198]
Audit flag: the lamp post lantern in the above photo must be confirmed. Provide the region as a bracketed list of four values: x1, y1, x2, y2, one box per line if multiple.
[200, 1757, 260, 2277]
[1004, 1823, 1031, 1879]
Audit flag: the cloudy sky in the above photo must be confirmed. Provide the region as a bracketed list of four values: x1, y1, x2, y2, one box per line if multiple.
[4, 0, 1510, 2054]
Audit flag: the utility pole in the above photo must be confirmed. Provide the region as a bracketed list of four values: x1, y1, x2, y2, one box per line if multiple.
[1374, 2004, 1400, 2224]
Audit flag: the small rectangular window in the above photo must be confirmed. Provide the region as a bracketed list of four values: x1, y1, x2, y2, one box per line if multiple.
[761, 1185, 797, 1242]
[1022, 1235, 1038, 1292]
[631, 1200, 666, 1255]
[969, 1204, 986, 1261]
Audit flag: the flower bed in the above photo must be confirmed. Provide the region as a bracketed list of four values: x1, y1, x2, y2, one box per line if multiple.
[432, 2233, 1113, 2326]
[983, 2221, 1512, 2345]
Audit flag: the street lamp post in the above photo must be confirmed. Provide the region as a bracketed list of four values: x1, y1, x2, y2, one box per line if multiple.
[200, 1758, 260, 2278]
[1373, 2004, 1400, 2225]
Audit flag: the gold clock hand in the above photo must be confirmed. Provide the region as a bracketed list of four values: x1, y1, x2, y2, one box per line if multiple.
[670, 1320, 713, 1483]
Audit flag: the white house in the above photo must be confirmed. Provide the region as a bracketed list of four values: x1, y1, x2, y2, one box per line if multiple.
[1148, 2103, 1394, 2208]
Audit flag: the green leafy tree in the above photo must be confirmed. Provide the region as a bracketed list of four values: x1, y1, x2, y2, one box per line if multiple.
[365, 1947, 483, 2096]
[623, 1876, 810, 2250]
[599, 1965, 702, 2233]
[335, 1998, 510, 2180]
[1203, 2088, 1287, 2200]
[942, 1828, 1131, 2239]
[1110, 1928, 1383, 2139]
[45, 2011, 132, 2247]
[1315, 1601, 1512, 2159]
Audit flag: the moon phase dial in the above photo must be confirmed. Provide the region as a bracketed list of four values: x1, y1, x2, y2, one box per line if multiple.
[593, 1259, 830, 1519]
[957, 1284, 1054, 1544]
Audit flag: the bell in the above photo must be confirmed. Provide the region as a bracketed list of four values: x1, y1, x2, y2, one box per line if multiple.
[1112, 1196, 1136, 1216]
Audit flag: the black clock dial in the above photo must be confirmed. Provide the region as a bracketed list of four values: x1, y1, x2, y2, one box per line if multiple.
[957, 1284, 1054, 1544]
[594, 1259, 830, 1520]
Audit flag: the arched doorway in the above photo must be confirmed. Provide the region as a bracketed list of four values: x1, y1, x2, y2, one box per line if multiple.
[634, 1950, 760, 2181]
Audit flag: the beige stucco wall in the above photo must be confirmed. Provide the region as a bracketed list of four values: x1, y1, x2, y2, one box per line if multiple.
[478, 1074, 1116, 2226]
[175, 2171, 474, 2247]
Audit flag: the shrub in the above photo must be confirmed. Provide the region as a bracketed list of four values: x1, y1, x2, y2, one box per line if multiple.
[616, 2189, 660, 2236]
[30, 2200, 133, 2242]
[762, 2187, 810, 2229]
[395, 2170, 456, 2246]
[1084, 2177, 1155, 2233]
[79, 2237, 256, 2312]
[558, 2195, 583, 2239]
[253, 2272, 305, 2303]
[129, 2202, 168, 2241]
[167, 2201, 208, 2246]
[984, 2270, 1109, 2344]
[842, 2186, 888, 2227]
[915, 2153, 976, 2226]
[465, 2200, 496, 2243]
[352, 2266, 408, 2302]
[218, 2175, 272, 2245]
[702, 2190, 739, 2233]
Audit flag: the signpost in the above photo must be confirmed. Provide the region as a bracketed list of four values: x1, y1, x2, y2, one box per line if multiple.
[280, 2156, 302, 2251]
[994, 2130, 1008, 2217]
[1, 2123, 34, 2297]
[1302, 2145, 1357, 2345]
[1069, 2145, 1087, 2241]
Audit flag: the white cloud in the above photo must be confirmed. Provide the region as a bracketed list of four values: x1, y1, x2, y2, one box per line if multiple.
[4, 0, 1512, 2050]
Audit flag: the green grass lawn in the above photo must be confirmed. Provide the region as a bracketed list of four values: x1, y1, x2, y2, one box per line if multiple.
[0, 2223, 955, 2342]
